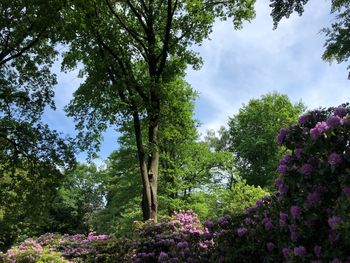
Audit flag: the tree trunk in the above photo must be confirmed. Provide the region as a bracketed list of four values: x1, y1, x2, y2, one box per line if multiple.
[132, 106, 159, 222]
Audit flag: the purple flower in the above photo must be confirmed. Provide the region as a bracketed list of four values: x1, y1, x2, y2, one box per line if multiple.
[334, 107, 347, 117]
[282, 247, 289, 259]
[158, 252, 168, 261]
[289, 224, 298, 241]
[329, 229, 339, 243]
[236, 227, 248, 237]
[279, 154, 292, 165]
[276, 128, 287, 145]
[256, 200, 263, 207]
[244, 218, 253, 225]
[176, 241, 188, 249]
[264, 220, 273, 231]
[267, 242, 275, 252]
[294, 246, 306, 257]
[203, 220, 214, 229]
[328, 152, 342, 166]
[278, 183, 289, 194]
[328, 216, 342, 229]
[275, 177, 283, 187]
[310, 121, 328, 140]
[294, 148, 303, 159]
[277, 164, 288, 174]
[279, 212, 288, 226]
[290, 206, 302, 219]
[301, 163, 313, 176]
[327, 115, 342, 129]
[313, 245, 321, 258]
[307, 191, 320, 203]
[298, 114, 310, 125]
[343, 186, 350, 196]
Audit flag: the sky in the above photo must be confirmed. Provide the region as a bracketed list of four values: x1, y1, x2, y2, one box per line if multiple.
[43, 0, 349, 163]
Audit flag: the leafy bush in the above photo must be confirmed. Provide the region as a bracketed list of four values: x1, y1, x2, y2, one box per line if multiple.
[132, 210, 213, 263]
[209, 105, 350, 262]
[0, 233, 132, 263]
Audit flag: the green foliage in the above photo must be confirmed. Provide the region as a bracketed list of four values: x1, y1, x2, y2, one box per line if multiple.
[228, 93, 305, 188]
[270, 0, 350, 78]
[46, 163, 105, 235]
[215, 180, 269, 216]
[0, 165, 63, 251]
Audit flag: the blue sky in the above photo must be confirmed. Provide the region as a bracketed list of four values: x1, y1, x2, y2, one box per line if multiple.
[43, 0, 349, 163]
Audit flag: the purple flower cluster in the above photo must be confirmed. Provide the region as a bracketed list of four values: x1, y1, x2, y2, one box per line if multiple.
[276, 128, 287, 145]
[300, 163, 313, 175]
[310, 121, 328, 140]
[328, 152, 342, 166]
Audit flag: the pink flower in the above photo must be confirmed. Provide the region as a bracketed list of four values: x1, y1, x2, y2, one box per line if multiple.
[327, 116, 342, 129]
[328, 216, 342, 229]
[301, 163, 313, 175]
[307, 191, 320, 203]
[294, 246, 306, 257]
[267, 242, 275, 252]
[290, 206, 302, 219]
[236, 227, 248, 237]
[328, 152, 342, 166]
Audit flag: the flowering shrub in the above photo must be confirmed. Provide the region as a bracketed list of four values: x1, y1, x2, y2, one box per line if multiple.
[0, 232, 132, 263]
[132, 210, 213, 263]
[208, 105, 350, 262]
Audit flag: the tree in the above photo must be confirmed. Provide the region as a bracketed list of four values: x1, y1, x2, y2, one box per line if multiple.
[0, 1, 75, 173]
[0, 1, 75, 249]
[63, 0, 256, 221]
[228, 93, 305, 188]
[46, 163, 105, 235]
[270, 0, 350, 79]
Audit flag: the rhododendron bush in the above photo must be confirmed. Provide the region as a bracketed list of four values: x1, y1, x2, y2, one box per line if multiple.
[1, 105, 350, 262]
[209, 105, 350, 262]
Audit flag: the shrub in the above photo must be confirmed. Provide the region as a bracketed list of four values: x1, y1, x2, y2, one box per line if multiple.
[209, 105, 350, 262]
[0, 233, 132, 263]
[132, 210, 213, 263]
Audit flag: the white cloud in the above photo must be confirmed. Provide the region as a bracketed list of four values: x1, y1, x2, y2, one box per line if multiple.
[186, 0, 349, 135]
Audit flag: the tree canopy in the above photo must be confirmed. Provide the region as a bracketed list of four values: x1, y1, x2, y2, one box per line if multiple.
[63, 0, 256, 221]
[228, 93, 305, 188]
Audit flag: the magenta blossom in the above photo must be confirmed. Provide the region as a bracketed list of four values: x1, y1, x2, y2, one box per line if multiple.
[328, 216, 342, 229]
[334, 107, 347, 117]
[294, 148, 303, 159]
[307, 191, 320, 203]
[277, 164, 288, 174]
[266, 242, 275, 252]
[328, 152, 342, 166]
[326, 115, 342, 129]
[310, 121, 328, 140]
[298, 114, 310, 125]
[236, 227, 248, 237]
[294, 246, 306, 257]
[301, 163, 313, 176]
[276, 128, 287, 145]
[313, 245, 321, 258]
[282, 248, 289, 259]
[279, 212, 288, 226]
[289, 224, 298, 241]
[290, 206, 302, 219]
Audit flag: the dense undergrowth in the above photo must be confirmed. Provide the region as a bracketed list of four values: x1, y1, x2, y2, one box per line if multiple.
[1, 105, 350, 262]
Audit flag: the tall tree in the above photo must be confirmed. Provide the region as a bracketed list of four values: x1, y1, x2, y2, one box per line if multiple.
[63, 0, 256, 221]
[0, 0, 75, 171]
[228, 93, 305, 188]
[0, 1, 75, 249]
[270, 0, 350, 79]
